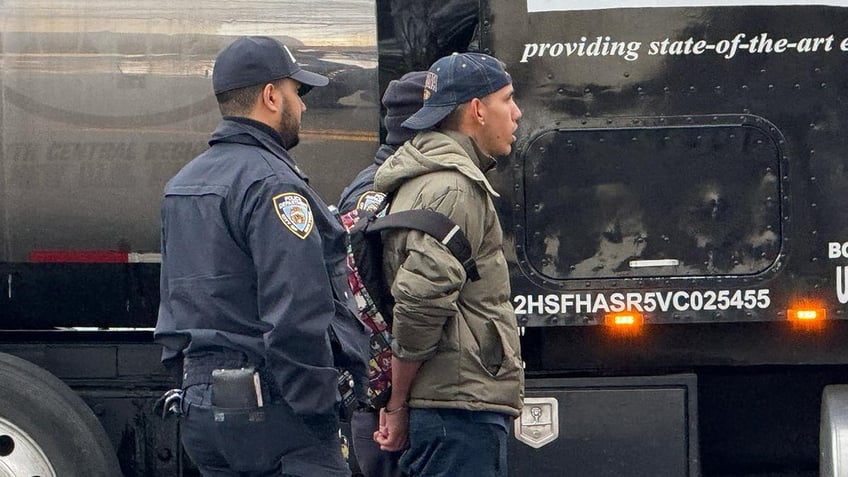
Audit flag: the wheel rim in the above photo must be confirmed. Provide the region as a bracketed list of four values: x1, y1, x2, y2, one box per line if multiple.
[0, 416, 56, 477]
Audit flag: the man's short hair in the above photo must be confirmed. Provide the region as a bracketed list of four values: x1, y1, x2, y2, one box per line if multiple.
[216, 78, 286, 116]
[216, 83, 262, 116]
[435, 103, 467, 131]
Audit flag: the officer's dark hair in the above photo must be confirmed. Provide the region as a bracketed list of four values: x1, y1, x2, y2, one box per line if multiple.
[216, 78, 286, 116]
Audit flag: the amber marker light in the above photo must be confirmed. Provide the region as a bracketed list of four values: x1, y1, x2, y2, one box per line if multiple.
[788, 308, 824, 321]
[787, 300, 827, 331]
[604, 311, 644, 336]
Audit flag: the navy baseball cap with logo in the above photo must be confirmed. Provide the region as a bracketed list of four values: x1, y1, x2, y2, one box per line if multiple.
[402, 52, 512, 131]
[212, 36, 329, 95]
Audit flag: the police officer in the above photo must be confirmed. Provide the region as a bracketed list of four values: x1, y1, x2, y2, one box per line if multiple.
[155, 36, 367, 477]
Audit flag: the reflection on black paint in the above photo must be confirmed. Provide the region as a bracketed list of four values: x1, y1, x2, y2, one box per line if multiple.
[523, 118, 783, 279]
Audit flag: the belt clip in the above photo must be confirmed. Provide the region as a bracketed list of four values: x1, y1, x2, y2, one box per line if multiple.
[154, 388, 184, 419]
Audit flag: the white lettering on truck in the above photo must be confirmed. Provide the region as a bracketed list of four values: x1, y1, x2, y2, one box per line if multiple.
[513, 289, 772, 314]
[837, 267, 848, 304]
[828, 242, 848, 304]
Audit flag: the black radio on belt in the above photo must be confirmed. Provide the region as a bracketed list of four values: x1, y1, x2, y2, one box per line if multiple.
[211, 367, 264, 408]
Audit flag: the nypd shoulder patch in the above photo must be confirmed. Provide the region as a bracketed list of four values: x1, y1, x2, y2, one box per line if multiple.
[272, 193, 314, 239]
[355, 191, 387, 213]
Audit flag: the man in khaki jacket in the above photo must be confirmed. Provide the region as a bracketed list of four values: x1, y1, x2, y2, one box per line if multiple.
[372, 52, 524, 477]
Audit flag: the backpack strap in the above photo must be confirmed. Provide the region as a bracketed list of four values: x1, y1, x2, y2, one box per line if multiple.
[359, 209, 481, 282]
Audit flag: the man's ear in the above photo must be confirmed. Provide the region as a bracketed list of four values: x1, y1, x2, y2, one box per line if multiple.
[469, 97, 486, 125]
[260, 83, 282, 113]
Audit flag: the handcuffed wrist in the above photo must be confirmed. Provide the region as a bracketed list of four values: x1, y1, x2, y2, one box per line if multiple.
[384, 402, 408, 414]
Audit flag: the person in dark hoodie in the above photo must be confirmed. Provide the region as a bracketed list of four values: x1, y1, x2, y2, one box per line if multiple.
[338, 70, 427, 477]
[154, 36, 367, 477]
[338, 71, 427, 215]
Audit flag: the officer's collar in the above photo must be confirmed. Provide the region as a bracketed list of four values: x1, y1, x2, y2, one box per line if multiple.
[221, 116, 309, 181]
[224, 116, 285, 146]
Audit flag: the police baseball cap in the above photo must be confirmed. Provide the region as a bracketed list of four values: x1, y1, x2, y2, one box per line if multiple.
[402, 52, 512, 131]
[212, 36, 329, 95]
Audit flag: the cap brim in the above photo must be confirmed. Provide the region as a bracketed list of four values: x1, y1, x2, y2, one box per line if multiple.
[290, 68, 329, 87]
[401, 104, 457, 130]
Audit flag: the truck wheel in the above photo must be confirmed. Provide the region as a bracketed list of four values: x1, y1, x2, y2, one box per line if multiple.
[0, 352, 122, 477]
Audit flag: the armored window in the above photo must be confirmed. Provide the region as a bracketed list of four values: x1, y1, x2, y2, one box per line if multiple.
[520, 116, 784, 280]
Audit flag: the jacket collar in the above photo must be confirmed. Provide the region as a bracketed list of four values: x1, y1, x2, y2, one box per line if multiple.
[440, 130, 498, 174]
[376, 130, 500, 198]
[421, 130, 500, 198]
[209, 116, 309, 181]
[374, 144, 397, 166]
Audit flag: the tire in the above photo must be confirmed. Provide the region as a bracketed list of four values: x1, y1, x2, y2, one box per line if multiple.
[0, 352, 122, 477]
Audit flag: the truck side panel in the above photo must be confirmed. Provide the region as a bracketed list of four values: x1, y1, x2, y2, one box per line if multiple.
[0, 0, 379, 328]
[474, 0, 848, 473]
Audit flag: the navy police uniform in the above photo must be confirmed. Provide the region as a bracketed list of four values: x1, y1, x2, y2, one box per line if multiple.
[337, 144, 392, 214]
[338, 143, 404, 477]
[155, 116, 367, 476]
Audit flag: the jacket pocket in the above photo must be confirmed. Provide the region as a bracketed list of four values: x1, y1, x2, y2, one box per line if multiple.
[463, 315, 506, 377]
[480, 320, 505, 376]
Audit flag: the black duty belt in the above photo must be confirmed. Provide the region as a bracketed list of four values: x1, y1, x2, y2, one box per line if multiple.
[182, 351, 252, 387]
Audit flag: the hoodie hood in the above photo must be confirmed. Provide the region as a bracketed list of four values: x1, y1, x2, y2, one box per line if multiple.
[374, 130, 499, 198]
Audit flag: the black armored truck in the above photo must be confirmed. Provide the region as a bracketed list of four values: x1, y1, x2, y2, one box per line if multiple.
[3, 0, 848, 475]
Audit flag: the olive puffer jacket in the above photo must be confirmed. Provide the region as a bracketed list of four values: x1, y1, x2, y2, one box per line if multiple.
[373, 129, 524, 416]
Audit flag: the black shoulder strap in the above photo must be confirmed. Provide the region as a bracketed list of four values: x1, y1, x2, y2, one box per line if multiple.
[361, 210, 481, 282]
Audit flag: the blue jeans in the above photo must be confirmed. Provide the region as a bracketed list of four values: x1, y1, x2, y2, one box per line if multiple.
[400, 408, 509, 477]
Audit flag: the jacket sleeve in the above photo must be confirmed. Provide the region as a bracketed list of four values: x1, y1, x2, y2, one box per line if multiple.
[243, 177, 340, 425]
[389, 185, 484, 362]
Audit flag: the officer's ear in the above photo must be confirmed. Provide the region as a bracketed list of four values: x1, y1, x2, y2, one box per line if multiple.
[260, 83, 283, 114]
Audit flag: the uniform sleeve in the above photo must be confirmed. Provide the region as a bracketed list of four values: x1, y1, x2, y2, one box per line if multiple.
[244, 177, 340, 422]
[338, 164, 378, 214]
[389, 185, 485, 362]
